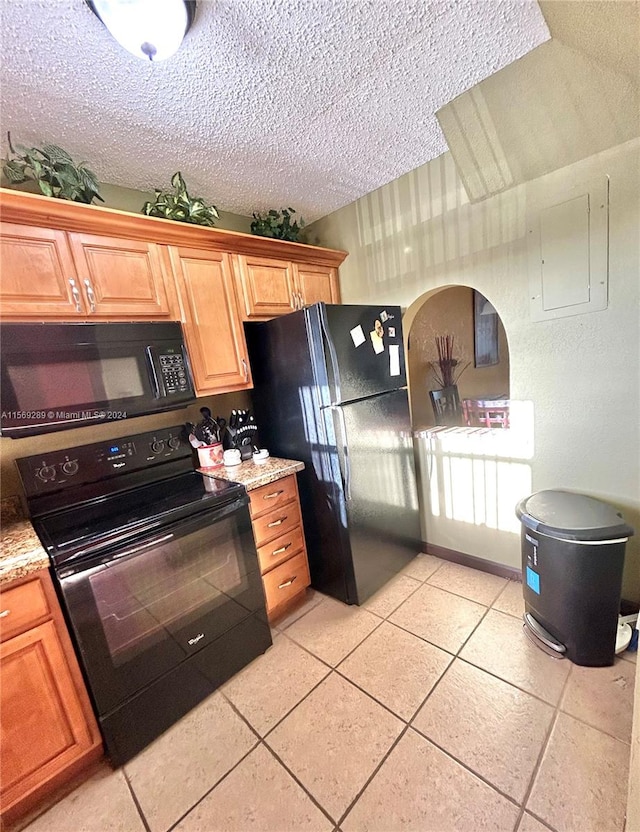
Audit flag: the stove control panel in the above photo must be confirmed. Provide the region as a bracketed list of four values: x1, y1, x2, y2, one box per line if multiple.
[17, 425, 191, 498]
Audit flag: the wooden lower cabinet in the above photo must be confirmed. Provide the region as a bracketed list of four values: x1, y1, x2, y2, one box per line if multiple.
[0, 571, 102, 824]
[248, 475, 311, 619]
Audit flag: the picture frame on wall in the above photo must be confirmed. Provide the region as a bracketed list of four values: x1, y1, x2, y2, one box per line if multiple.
[473, 290, 499, 367]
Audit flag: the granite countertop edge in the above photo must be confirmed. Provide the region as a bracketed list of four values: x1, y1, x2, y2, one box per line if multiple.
[198, 456, 304, 490]
[1, 496, 50, 587]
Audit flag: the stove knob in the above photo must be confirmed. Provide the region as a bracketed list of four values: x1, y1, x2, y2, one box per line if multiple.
[151, 440, 165, 454]
[37, 465, 56, 482]
[168, 437, 181, 450]
[62, 460, 79, 476]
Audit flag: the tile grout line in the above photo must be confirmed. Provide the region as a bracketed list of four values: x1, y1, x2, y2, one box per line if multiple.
[282, 604, 387, 671]
[512, 662, 575, 832]
[274, 592, 327, 633]
[406, 728, 522, 811]
[274, 625, 414, 729]
[425, 574, 509, 609]
[556, 705, 634, 747]
[336, 723, 413, 829]
[363, 569, 432, 620]
[455, 653, 564, 710]
[457, 638, 635, 747]
[162, 697, 264, 832]
[260, 736, 339, 828]
[237, 661, 332, 741]
[121, 768, 152, 832]
[221, 571, 460, 829]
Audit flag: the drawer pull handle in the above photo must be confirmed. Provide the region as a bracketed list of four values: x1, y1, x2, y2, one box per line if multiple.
[0, 609, 10, 618]
[278, 576, 298, 589]
[264, 490, 284, 500]
[267, 517, 286, 528]
[272, 543, 292, 556]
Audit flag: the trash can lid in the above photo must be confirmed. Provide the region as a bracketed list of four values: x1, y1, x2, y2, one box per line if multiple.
[516, 490, 635, 542]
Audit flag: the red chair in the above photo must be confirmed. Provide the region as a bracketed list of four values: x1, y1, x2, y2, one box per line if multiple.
[462, 399, 510, 428]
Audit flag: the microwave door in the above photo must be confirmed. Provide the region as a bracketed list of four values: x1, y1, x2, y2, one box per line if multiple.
[1, 344, 153, 435]
[0, 322, 194, 437]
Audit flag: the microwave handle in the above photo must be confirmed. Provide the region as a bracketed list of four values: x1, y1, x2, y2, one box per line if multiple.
[146, 346, 165, 398]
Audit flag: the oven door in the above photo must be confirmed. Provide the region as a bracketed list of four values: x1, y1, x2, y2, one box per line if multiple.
[56, 496, 267, 716]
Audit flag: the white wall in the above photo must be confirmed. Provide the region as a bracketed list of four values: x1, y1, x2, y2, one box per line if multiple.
[309, 140, 640, 601]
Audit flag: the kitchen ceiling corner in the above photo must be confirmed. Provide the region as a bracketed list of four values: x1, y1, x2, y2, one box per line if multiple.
[0, 0, 549, 222]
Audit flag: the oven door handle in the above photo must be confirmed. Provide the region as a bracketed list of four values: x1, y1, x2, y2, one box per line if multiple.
[110, 533, 174, 561]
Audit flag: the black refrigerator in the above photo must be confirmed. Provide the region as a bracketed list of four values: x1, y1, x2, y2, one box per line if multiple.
[245, 303, 420, 605]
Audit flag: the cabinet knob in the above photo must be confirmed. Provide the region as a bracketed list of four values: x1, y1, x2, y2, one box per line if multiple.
[278, 576, 297, 589]
[272, 543, 291, 556]
[0, 609, 11, 618]
[267, 516, 286, 528]
[242, 359, 249, 382]
[264, 490, 284, 500]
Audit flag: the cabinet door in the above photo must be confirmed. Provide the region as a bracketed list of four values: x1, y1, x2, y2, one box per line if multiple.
[169, 247, 252, 395]
[0, 223, 86, 318]
[236, 254, 296, 318]
[0, 621, 97, 814]
[68, 233, 172, 318]
[294, 263, 341, 306]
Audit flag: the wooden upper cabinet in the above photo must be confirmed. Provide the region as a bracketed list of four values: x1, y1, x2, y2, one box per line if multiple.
[0, 223, 82, 318]
[235, 256, 342, 320]
[168, 247, 252, 395]
[294, 263, 341, 306]
[0, 190, 347, 327]
[67, 233, 172, 318]
[0, 223, 172, 320]
[235, 254, 297, 318]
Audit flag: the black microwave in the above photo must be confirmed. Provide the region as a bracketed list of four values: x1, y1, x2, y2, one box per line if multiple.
[0, 322, 195, 437]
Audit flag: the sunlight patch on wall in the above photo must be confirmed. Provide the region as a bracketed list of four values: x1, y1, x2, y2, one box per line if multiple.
[416, 400, 534, 534]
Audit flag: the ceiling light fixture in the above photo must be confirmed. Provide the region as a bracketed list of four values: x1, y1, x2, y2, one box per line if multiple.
[86, 0, 196, 62]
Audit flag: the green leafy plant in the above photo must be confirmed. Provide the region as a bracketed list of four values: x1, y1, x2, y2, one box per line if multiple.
[2, 133, 103, 204]
[142, 172, 219, 226]
[250, 207, 305, 242]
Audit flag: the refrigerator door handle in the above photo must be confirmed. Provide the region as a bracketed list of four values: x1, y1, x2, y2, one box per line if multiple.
[331, 404, 352, 501]
[319, 303, 342, 405]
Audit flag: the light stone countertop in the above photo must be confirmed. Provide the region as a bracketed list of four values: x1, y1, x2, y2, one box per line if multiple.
[198, 456, 304, 491]
[0, 496, 50, 587]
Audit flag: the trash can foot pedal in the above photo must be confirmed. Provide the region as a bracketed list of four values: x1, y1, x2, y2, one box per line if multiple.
[523, 613, 566, 658]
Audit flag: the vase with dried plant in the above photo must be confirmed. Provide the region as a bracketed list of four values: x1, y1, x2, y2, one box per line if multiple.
[429, 334, 470, 389]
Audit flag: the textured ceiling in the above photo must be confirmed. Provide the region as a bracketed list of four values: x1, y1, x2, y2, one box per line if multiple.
[0, 0, 549, 221]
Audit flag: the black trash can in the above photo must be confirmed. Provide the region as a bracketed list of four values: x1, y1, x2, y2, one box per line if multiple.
[516, 490, 634, 667]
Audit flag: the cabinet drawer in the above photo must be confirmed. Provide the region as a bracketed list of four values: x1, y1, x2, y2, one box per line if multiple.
[257, 525, 305, 574]
[249, 475, 298, 519]
[0, 576, 51, 642]
[262, 551, 310, 614]
[252, 500, 301, 548]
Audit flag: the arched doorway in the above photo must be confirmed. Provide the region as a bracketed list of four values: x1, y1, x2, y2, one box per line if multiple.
[406, 286, 510, 429]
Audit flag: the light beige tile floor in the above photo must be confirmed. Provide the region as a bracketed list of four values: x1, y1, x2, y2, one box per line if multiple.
[20, 556, 637, 832]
